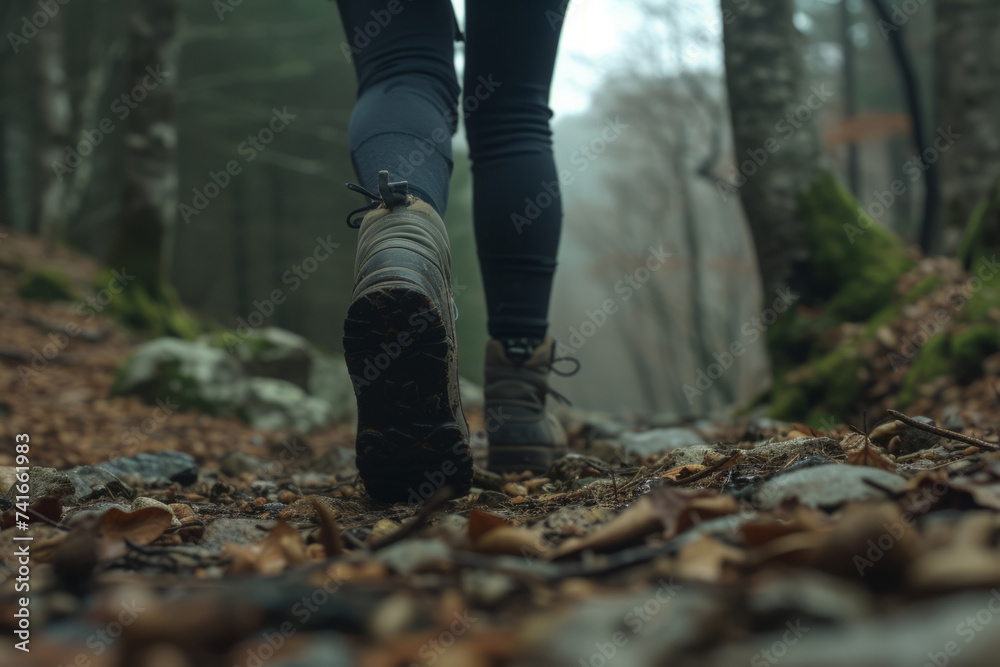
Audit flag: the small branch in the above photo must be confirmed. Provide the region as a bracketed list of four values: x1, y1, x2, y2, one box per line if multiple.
[885, 409, 1000, 451]
[671, 452, 743, 486]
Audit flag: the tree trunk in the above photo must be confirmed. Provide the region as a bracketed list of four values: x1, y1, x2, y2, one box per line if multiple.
[35, 6, 71, 246]
[720, 0, 820, 303]
[936, 0, 1000, 251]
[721, 0, 915, 423]
[106, 0, 196, 337]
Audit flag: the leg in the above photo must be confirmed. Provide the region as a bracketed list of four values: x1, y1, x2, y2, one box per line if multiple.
[337, 2, 472, 502]
[464, 0, 567, 342]
[465, 1, 573, 475]
[335, 0, 460, 214]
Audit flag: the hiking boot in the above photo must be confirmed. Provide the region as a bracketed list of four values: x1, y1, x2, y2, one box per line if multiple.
[485, 336, 578, 474]
[342, 171, 472, 503]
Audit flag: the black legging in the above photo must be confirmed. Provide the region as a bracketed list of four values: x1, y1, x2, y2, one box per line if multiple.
[335, 0, 567, 342]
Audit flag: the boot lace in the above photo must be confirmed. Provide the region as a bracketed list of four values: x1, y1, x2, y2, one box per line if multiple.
[344, 169, 410, 228]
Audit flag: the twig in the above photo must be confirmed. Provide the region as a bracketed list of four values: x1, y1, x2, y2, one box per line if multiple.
[670, 452, 742, 486]
[885, 409, 1000, 451]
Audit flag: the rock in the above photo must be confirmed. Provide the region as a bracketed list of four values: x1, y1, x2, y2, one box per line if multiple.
[243, 378, 333, 433]
[64, 465, 135, 503]
[307, 354, 357, 425]
[621, 428, 707, 457]
[3, 467, 75, 504]
[546, 454, 608, 482]
[581, 414, 627, 440]
[461, 570, 519, 606]
[0, 467, 19, 495]
[782, 455, 836, 473]
[235, 327, 313, 389]
[745, 417, 788, 440]
[756, 465, 907, 510]
[373, 538, 451, 574]
[459, 376, 484, 410]
[665, 445, 715, 468]
[98, 451, 199, 486]
[114, 338, 247, 413]
[315, 448, 357, 474]
[219, 451, 267, 477]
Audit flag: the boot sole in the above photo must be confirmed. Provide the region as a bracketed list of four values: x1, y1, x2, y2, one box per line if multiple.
[344, 282, 471, 503]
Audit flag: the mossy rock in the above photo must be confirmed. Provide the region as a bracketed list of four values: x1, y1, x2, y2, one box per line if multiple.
[800, 172, 914, 322]
[17, 268, 76, 302]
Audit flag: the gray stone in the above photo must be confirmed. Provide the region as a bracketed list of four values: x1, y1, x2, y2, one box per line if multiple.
[459, 376, 484, 410]
[64, 465, 135, 503]
[98, 451, 198, 486]
[243, 378, 333, 433]
[373, 538, 452, 574]
[114, 338, 247, 412]
[4, 467, 75, 504]
[621, 428, 707, 456]
[756, 464, 907, 510]
[219, 450, 267, 477]
[666, 445, 714, 468]
[315, 448, 357, 474]
[308, 355, 357, 425]
[0, 467, 19, 495]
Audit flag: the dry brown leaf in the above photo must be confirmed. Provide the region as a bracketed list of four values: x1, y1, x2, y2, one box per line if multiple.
[844, 436, 897, 472]
[309, 497, 344, 557]
[225, 520, 308, 575]
[94, 506, 175, 561]
[660, 465, 706, 481]
[474, 525, 545, 556]
[551, 488, 737, 559]
[676, 534, 745, 583]
[468, 509, 510, 542]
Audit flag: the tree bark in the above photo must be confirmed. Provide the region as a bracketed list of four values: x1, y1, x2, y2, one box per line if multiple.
[935, 0, 1000, 249]
[720, 0, 820, 302]
[35, 6, 71, 246]
[108, 0, 179, 297]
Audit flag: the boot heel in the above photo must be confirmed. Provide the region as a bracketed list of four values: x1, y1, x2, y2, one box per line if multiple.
[344, 284, 471, 502]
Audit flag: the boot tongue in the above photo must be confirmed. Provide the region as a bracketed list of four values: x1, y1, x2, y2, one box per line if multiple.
[500, 337, 546, 367]
[376, 169, 410, 209]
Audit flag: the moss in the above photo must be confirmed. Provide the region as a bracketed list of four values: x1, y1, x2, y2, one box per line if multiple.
[17, 268, 76, 302]
[950, 324, 1000, 383]
[798, 172, 914, 322]
[769, 343, 866, 422]
[904, 275, 944, 303]
[957, 182, 1000, 270]
[99, 271, 202, 339]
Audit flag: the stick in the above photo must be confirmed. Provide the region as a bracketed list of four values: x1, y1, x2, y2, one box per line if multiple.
[885, 409, 1000, 452]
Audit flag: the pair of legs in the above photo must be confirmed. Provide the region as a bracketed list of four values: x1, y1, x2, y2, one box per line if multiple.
[335, 0, 567, 342]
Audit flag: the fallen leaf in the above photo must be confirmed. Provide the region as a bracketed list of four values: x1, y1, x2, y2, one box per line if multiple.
[94, 506, 175, 561]
[468, 509, 509, 542]
[677, 534, 745, 583]
[661, 465, 706, 481]
[551, 488, 738, 558]
[309, 497, 343, 557]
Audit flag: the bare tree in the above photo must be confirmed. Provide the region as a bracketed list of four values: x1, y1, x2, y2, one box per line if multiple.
[936, 0, 1000, 250]
[35, 4, 71, 246]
